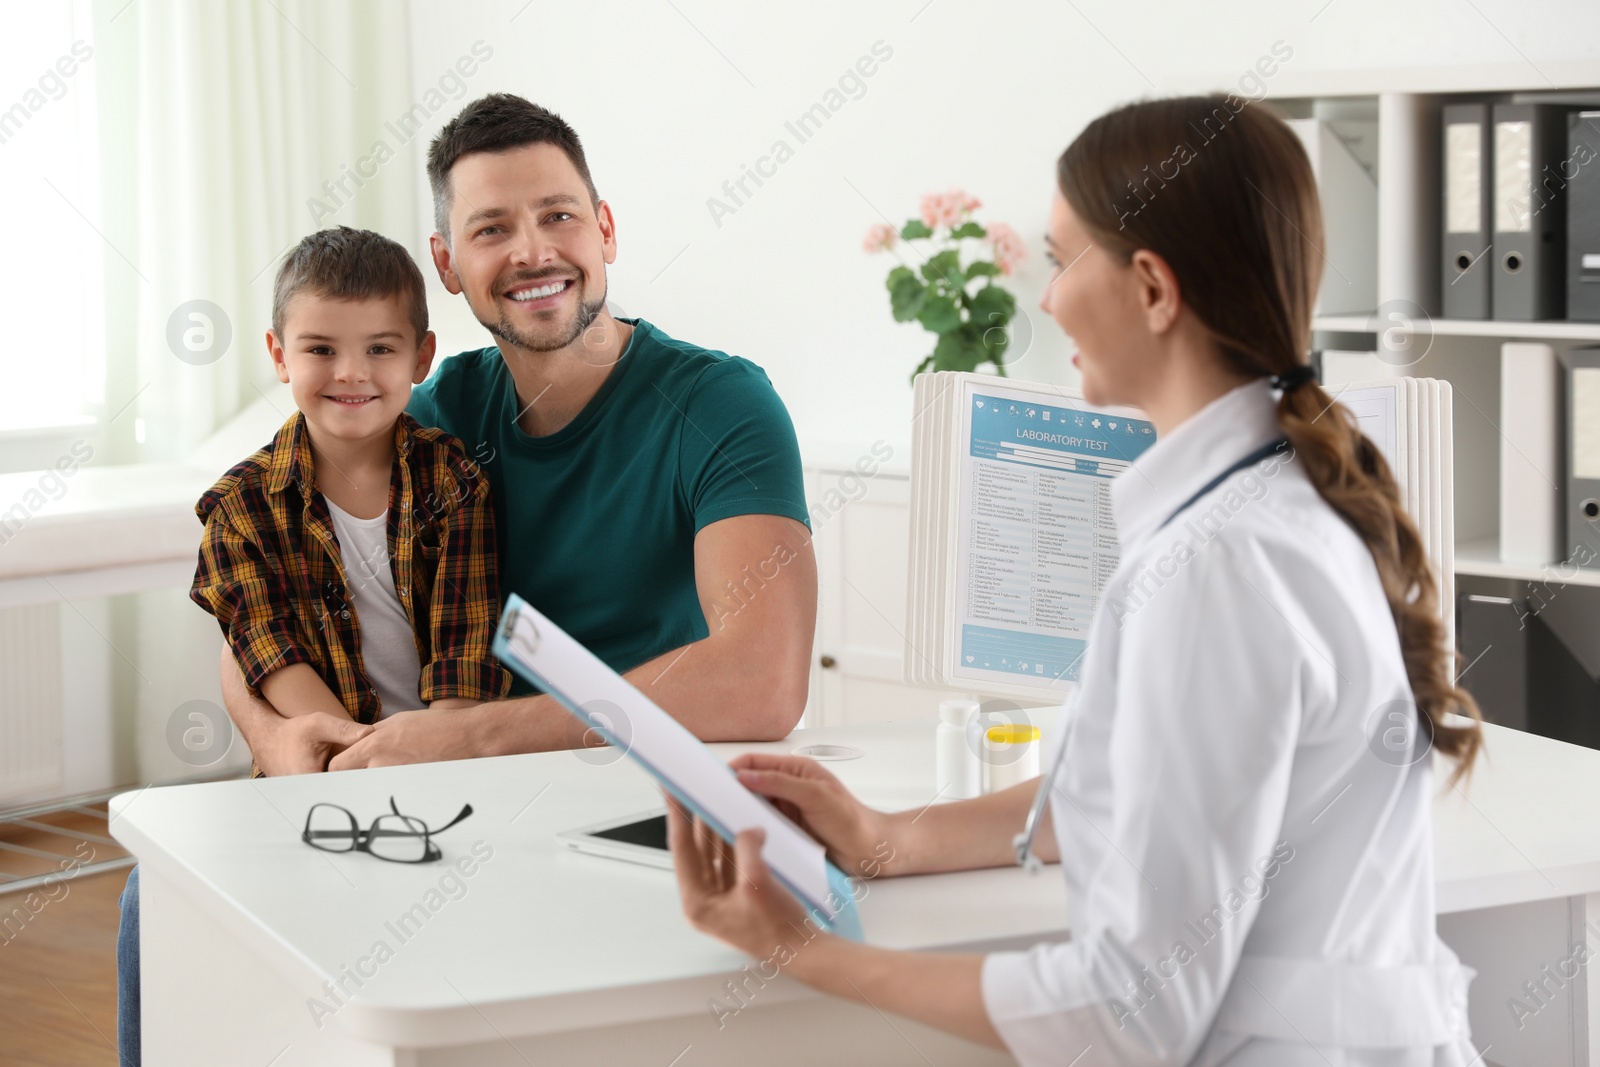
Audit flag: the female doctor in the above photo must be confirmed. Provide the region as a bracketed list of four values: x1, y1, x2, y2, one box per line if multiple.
[667, 95, 1485, 1066]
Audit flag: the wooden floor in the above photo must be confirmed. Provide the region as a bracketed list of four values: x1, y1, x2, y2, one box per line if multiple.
[0, 809, 129, 1067]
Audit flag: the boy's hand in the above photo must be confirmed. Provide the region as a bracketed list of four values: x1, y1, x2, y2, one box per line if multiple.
[262, 712, 373, 775]
[329, 706, 481, 770]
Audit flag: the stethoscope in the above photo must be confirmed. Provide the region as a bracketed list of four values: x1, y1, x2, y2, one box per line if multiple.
[1011, 436, 1292, 873]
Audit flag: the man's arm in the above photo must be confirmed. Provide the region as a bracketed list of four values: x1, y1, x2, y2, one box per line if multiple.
[630, 511, 816, 739]
[329, 513, 817, 769]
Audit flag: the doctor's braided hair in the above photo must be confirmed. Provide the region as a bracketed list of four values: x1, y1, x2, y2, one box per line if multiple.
[1057, 95, 1482, 781]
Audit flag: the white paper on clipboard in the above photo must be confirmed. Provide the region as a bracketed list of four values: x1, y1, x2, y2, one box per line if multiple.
[492, 596, 841, 921]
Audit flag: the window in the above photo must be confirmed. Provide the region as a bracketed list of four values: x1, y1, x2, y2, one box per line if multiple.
[0, 2, 102, 431]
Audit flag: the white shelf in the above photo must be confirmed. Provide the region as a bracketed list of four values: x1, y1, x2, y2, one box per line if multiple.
[1314, 315, 1600, 342]
[1161, 61, 1600, 101]
[1455, 538, 1600, 589]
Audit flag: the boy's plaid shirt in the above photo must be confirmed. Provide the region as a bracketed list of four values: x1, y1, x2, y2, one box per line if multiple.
[190, 412, 510, 724]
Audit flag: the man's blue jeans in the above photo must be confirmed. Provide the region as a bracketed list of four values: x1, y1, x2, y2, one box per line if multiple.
[117, 865, 140, 1067]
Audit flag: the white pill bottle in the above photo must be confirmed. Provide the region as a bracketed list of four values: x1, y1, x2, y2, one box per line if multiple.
[934, 698, 981, 800]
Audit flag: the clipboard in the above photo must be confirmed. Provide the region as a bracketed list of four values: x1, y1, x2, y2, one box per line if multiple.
[492, 594, 864, 940]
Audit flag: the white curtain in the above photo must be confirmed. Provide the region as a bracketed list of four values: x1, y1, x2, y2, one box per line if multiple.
[94, 0, 418, 464]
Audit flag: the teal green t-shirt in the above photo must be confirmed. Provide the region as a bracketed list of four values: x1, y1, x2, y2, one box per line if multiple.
[406, 318, 809, 683]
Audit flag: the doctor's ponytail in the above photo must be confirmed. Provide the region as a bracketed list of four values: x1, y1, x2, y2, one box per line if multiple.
[1058, 96, 1482, 781]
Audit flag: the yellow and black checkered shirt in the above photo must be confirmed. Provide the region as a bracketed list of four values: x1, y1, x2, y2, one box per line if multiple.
[190, 412, 510, 724]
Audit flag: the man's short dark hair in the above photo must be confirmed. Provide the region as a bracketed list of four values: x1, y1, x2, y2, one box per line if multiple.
[426, 93, 599, 242]
[271, 226, 429, 343]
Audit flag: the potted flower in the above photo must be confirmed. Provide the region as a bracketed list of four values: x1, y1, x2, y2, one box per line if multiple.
[864, 189, 1027, 381]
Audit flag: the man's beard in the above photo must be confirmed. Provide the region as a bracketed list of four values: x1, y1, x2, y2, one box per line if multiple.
[483, 273, 609, 353]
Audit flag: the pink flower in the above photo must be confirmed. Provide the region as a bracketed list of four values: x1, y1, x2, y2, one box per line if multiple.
[986, 221, 1028, 276]
[862, 222, 898, 253]
[918, 193, 952, 230]
[919, 187, 979, 231]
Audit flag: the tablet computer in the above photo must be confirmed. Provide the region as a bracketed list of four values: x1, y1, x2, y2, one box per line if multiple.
[558, 810, 672, 870]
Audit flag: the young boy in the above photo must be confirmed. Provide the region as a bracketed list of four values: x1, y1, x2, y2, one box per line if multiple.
[190, 226, 510, 767]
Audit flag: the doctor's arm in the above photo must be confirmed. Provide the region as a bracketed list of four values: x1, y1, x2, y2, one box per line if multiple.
[727, 751, 1059, 877]
[667, 799, 1007, 1049]
[323, 512, 816, 769]
[663, 764, 1061, 1050]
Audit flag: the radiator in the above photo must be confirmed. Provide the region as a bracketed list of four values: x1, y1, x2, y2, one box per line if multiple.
[0, 603, 64, 800]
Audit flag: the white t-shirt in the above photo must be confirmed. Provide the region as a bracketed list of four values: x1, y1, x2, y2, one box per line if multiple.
[325, 498, 423, 719]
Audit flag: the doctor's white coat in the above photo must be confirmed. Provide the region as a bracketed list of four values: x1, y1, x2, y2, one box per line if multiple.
[980, 380, 1478, 1066]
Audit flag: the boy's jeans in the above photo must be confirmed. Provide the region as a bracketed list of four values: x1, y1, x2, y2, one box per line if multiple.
[117, 865, 140, 1067]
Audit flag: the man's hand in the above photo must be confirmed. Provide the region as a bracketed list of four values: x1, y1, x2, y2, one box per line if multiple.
[328, 705, 492, 770]
[264, 712, 374, 776]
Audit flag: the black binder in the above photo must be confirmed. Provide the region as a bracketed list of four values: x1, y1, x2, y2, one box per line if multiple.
[1492, 103, 1570, 321]
[1568, 111, 1600, 322]
[1442, 104, 1492, 320]
[1458, 592, 1600, 749]
[1457, 594, 1527, 731]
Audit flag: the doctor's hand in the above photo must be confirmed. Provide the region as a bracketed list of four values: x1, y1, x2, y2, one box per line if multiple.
[666, 796, 814, 960]
[727, 753, 902, 880]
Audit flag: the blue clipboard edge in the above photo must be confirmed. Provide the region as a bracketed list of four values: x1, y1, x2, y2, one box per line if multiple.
[491, 595, 864, 942]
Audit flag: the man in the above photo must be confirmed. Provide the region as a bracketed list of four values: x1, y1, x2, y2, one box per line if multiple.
[219, 93, 816, 771]
[118, 93, 816, 1067]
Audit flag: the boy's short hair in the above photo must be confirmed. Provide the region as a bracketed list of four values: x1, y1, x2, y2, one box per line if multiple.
[426, 94, 599, 243]
[271, 226, 429, 343]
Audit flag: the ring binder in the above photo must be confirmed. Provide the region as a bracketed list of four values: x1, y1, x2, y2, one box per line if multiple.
[1493, 103, 1571, 321]
[1569, 111, 1600, 322]
[1442, 104, 1493, 320]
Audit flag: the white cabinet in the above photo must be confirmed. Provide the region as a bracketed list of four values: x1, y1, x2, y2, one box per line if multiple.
[803, 460, 952, 727]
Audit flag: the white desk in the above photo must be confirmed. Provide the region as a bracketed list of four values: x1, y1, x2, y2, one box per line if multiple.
[110, 718, 1600, 1067]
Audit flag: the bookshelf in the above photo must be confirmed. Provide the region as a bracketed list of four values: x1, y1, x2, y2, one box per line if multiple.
[1455, 536, 1600, 589]
[1312, 315, 1600, 342]
[1255, 80, 1600, 595]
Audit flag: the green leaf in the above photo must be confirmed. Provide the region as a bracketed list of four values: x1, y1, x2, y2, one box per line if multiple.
[900, 219, 933, 240]
[887, 266, 926, 322]
[920, 249, 963, 287]
[949, 221, 986, 240]
[969, 284, 1016, 325]
[916, 294, 961, 334]
[981, 321, 1010, 361]
[931, 325, 986, 372]
[965, 260, 1001, 282]
[909, 354, 935, 383]
[971, 285, 1018, 371]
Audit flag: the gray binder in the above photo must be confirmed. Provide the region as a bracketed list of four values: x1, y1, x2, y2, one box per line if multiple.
[1569, 111, 1600, 322]
[1492, 103, 1569, 321]
[1566, 345, 1600, 567]
[1442, 104, 1492, 320]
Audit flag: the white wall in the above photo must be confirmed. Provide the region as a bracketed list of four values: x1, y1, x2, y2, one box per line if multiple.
[400, 0, 1600, 451]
